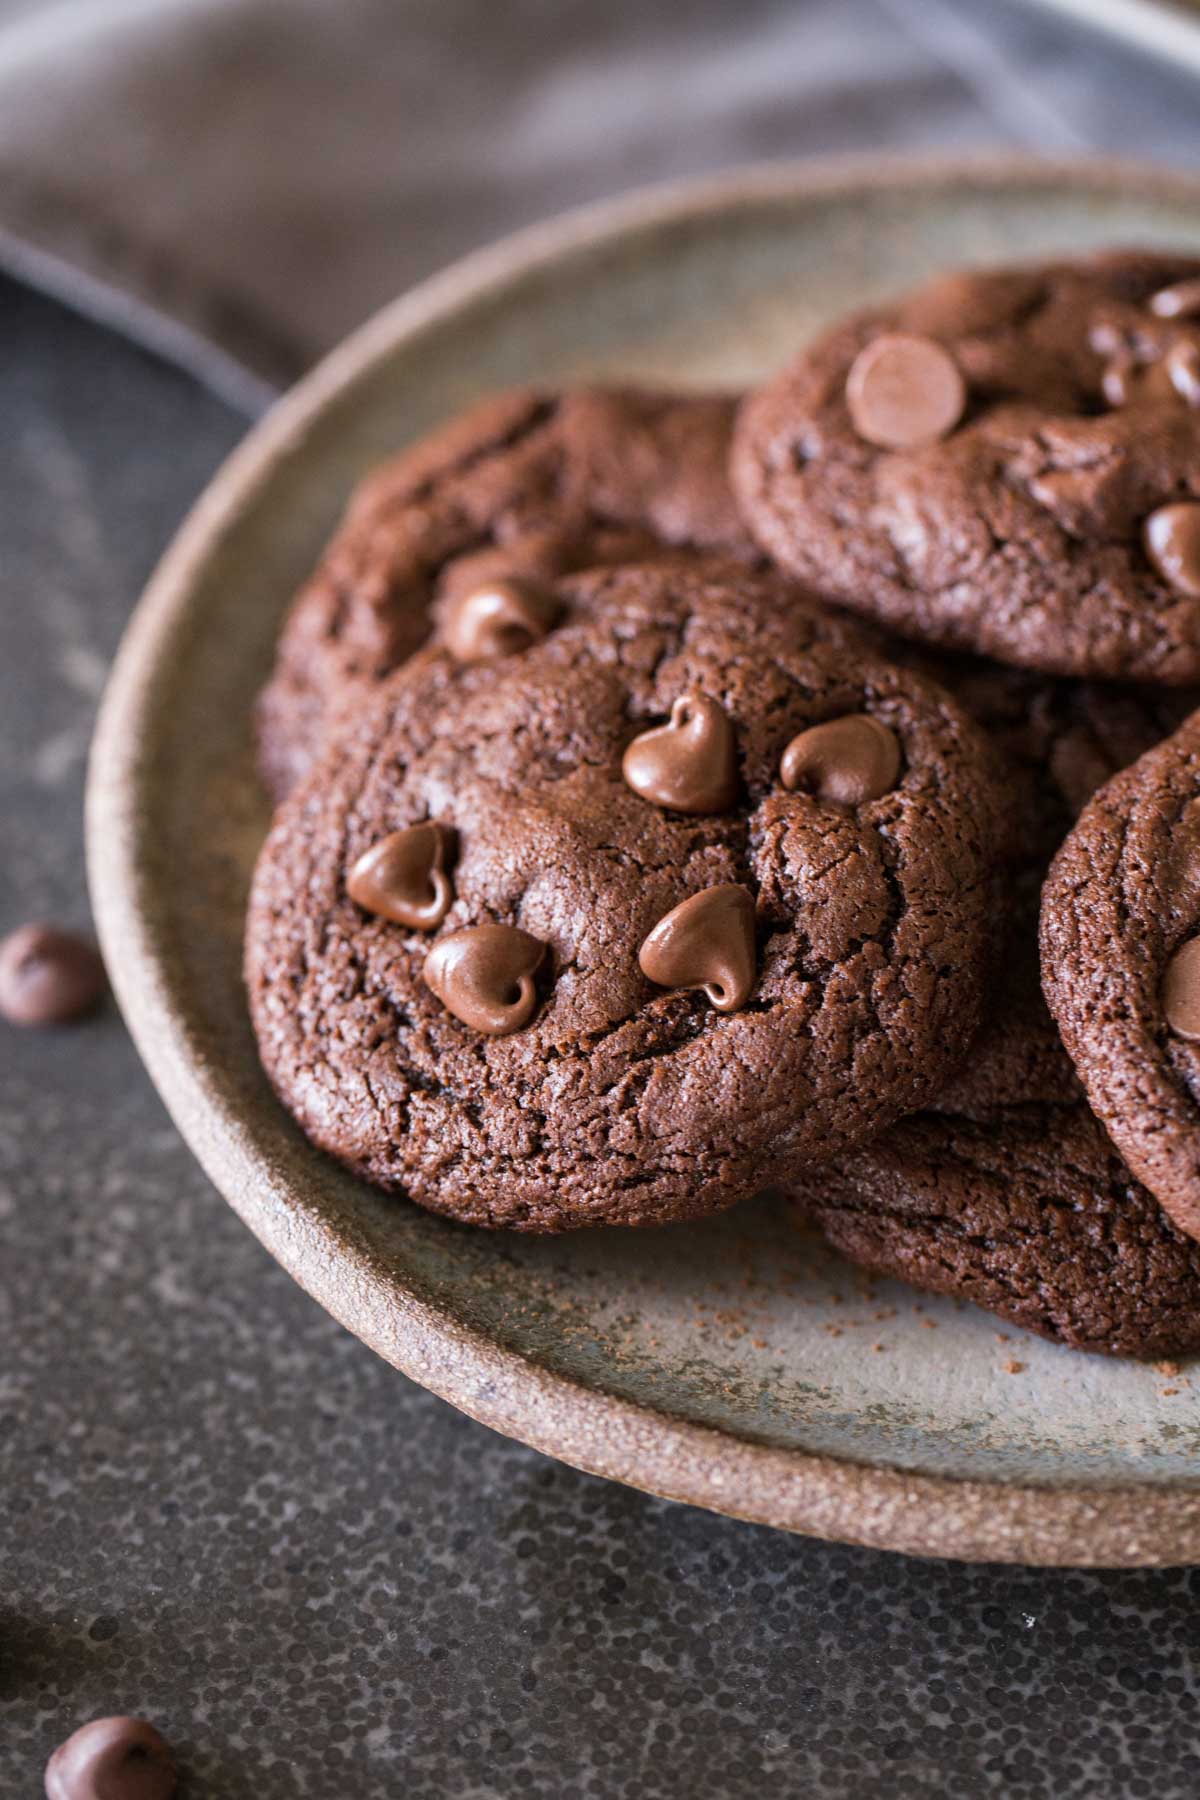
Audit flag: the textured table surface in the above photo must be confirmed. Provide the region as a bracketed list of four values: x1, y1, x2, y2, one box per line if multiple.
[4, 271, 1200, 1800]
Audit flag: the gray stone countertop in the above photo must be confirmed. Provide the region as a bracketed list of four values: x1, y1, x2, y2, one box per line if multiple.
[3, 269, 1200, 1800]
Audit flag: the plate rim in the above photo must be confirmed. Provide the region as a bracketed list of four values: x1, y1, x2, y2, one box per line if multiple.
[87, 151, 1200, 1567]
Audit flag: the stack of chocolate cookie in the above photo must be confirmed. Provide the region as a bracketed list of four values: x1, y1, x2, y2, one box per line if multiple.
[246, 250, 1200, 1358]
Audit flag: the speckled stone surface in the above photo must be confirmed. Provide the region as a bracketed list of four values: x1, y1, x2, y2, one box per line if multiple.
[5, 269, 1200, 1798]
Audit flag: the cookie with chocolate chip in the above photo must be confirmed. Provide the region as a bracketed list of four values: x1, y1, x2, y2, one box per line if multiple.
[1042, 706, 1200, 1243]
[732, 250, 1200, 684]
[246, 561, 1009, 1230]
[257, 386, 757, 799]
[793, 960, 1200, 1357]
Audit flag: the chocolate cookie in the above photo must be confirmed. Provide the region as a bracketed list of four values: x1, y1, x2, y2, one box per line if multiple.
[1042, 707, 1200, 1242]
[732, 250, 1200, 684]
[257, 386, 756, 799]
[246, 561, 1009, 1231]
[925, 654, 1197, 879]
[794, 960, 1200, 1358]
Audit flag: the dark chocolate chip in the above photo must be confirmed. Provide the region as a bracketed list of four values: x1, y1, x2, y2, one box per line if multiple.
[1164, 936, 1200, 1042]
[1150, 278, 1200, 319]
[845, 333, 965, 450]
[347, 823, 453, 929]
[638, 884, 756, 1013]
[442, 576, 561, 663]
[621, 693, 737, 814]
[780, 714, 901, 807]
[1144, 502, 1200, 597]
[0, 923, 105, 1027]
[44, 1716, 177, 1800]
[423, 923, 546, 1034]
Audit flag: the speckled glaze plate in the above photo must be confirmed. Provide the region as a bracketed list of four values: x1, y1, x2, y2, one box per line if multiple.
[88, 157, 1200, 1566]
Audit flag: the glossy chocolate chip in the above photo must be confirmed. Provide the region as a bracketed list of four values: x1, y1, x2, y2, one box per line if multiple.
[621, 693, 737, 815]
[780, 714, 901, 807]
[1144, 502, 1200, 597]
[1150, 278, 1200, 320]
[347, 823, 453, 929]
[0, 922, 105, 1027]
[1102, 344, 1200, 410]
[1164, 936, 1200, 1042]
[845, 333, 966, 450]
[1100, 353, 1177, 409]
[423, 923, 546, 1035]
[1167, 341, 1200, 407]
[442, 576, 561, 663]
[44, 1716, 177, 1800]
[638, 884, 756, 1013]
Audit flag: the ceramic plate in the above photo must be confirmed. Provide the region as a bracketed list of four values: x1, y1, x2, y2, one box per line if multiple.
[88, 157, 1200, 1565]
[1027, 0, 1200, 81]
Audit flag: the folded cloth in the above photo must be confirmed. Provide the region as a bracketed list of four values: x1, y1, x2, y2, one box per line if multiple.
[0, 0, 1197, 380]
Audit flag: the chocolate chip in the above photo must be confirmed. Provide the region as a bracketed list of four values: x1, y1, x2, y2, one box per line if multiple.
[1100, 352, 1178, 409]
[44, 1716, 177, 1800]
[0, 923, 105, 1027]
[1144, 502, 1200, 597]
[638, 884, 756, 1013]
[442, 577, 561, 663]
[621, 693, 737, 815]
[1167, 341, 1200, 407]
[1102, 343, 1200, 410]
[1164, 936, 1200, 1042]
[1150, 278, 1200, 319]
[347, 823, 453, 929]
[845, 333, 966, 450]
[423, 923, 546, 1034]
[780, 714, 901, 807]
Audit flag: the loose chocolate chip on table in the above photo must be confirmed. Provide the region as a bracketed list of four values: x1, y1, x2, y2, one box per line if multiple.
[44, 1715, 177, 1800]
[0, 923, 105, 1027]
[844, 332, 966, 451]
[347, 823, 454, 928]
[423, 923, 546, 1034]
[638, 883, 756, 1013]
[780, 714, 901, 807]
[1143, 502, 1200, 597]
[442, 576, 561, 663]
[1164, 936, 1200, 1042]
[621, 692, 737, 815]
[1150, 278, 1200, 319]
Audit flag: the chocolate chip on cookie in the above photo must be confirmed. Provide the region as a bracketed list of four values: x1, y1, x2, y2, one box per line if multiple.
[622, 692, 738, 814]
[779, 714, 902, 808]
[844, 332, 966, 450]
[1042, 705, 1200, 1243]
[637, 883, 757, 1012]
[794, 662, 1200, 1355]
[257, 386, 758, 799]
[442, 576, 562, 663]
[732, 250, 1200, 684]
[346, 822, 454, 928]
[246, 561, 1008, 1230]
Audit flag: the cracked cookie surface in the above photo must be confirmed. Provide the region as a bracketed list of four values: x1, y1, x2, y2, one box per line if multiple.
[925, 652, 1197, 885]
[732, 250, 1200, 684]
[794, 952, 1200, 1357]
[257, 386, 756, 799]
[246, 561, 1008, 1231]
[1042, 707, 1200, 1243]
